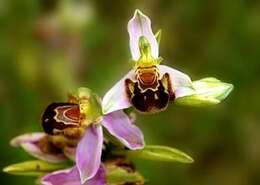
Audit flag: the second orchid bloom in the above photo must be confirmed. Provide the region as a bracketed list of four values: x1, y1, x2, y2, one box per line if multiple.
[12, 87, 144, 184]
[102, 10, 233, 114]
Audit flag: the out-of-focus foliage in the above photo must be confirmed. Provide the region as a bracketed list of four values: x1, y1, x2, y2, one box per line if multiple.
[0, 0, 260, 185]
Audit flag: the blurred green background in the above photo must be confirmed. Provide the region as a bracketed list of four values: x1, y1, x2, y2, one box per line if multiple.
[1, 0, 260, 185]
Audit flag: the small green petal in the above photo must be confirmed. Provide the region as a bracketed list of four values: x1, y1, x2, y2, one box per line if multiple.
[126, 145, 194, 163]
[155, 29, 162, 45]
[3, 160, 69, 176]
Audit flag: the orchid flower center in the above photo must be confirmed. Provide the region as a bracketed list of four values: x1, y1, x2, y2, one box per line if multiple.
[138, 36, 152, 60]
[70, 87, 103, 127]
[136, 36, 161, 68]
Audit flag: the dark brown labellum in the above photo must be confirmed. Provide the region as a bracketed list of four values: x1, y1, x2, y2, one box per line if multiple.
[41, 103, 80, 135]
[125, 73, 175, 113]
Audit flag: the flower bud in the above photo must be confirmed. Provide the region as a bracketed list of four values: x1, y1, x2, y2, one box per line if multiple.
[176, 77, 233, 106]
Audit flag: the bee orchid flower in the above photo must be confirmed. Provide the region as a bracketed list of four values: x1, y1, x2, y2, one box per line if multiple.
[102, 10, 233, 114]
[11, 88, 144, 185]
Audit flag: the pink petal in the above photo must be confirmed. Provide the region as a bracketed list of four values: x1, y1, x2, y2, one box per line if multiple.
[10, 133, 66, 163]
[102, 70, 135, 114]
[102, 111, 144, 150]
[41, 167, 79, 185]
[158, 65, 194, 98]
[41, 165, 106, 185]
[76, 124, 103, 184]
[128, 9, 158, 60]
[10, 132, 45, 147]
[86, 165, 106, 185]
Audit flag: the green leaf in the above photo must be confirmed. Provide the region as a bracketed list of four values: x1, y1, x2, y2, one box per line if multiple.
[107, 166, 144, 185]
[3, 160, 69, 176]
[127, 145, 194, 163]
[176, 77, 233, 107]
